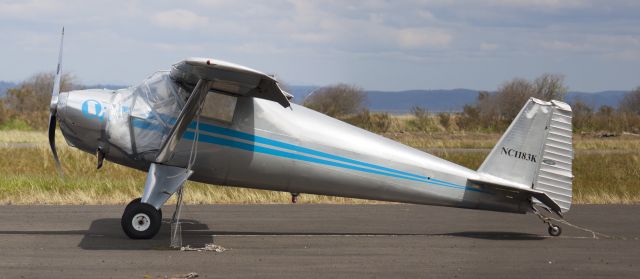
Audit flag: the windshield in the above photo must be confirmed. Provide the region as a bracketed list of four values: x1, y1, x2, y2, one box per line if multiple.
[106, 71, 187, 155]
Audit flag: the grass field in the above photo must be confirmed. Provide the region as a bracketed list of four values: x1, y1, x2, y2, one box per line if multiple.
[0, 130, 638, 205]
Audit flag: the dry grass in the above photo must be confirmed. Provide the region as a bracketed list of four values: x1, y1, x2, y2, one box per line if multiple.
[0, 145, 378, 205]
[384, 132, 500, 149]
[573, 134, 640, 150]
[0, 129, 638, 205]
[434, 150, 640, 204]
[0, 130, 65, 145]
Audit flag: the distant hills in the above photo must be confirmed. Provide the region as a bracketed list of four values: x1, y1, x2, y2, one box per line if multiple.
[288, 86, 629, 113]
[0, 81, 629, 113]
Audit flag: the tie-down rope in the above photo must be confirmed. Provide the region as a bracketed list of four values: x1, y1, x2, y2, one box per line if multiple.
[171, 101, 205, 247]
[533, 206, 616, 239]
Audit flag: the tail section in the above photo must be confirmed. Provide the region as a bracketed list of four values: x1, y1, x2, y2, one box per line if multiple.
[478, 98, 573, 213]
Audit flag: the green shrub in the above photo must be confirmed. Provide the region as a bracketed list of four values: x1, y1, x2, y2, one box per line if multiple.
[0, 118, 33, 131]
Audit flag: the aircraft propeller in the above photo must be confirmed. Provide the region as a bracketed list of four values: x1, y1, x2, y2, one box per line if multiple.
[48, 27, 64, 177]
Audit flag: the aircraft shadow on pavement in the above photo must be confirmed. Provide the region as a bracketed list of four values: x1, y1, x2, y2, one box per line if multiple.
[0, 220, 545, 251]
[444, 231, 545, 240]
[78, 218, 214, 250]
[203, 230, 545, 240]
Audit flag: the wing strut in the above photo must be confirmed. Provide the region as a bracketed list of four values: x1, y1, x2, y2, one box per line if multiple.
[155, 79, 212, 163]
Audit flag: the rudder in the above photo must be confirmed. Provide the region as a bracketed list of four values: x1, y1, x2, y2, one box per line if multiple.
[478, 98, 573, 213]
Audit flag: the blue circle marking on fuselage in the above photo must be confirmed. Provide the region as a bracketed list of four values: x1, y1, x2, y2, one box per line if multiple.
[81, 99, 105, 122]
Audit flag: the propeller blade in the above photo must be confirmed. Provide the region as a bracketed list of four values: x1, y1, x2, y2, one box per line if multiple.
[50, 27, 64, 112]
[48, 112, 63, 176]
[48, 27, 65, 177]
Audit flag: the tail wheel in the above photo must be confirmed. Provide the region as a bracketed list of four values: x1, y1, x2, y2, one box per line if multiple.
[548, 224, 562, 237]
[121, 199, 162, 239]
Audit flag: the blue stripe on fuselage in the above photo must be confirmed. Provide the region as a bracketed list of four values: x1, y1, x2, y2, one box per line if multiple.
[131, 118, 480, 192]
[183, 131, 482, 193]
[186, 122, 432, 182]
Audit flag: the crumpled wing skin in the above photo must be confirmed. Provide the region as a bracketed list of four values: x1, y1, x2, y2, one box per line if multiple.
[170, 57, 290, 108]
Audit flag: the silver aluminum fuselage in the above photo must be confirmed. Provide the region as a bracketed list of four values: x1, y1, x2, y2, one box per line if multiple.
[56, 88, 530, 214]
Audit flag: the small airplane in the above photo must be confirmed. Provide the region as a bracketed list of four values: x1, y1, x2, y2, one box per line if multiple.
[48, 29, 573, 239]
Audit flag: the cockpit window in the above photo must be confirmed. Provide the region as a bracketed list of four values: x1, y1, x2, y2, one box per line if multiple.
[129, 71, 187, 154]
[106, 71, 240, 157]
[200, 92, 237, 123]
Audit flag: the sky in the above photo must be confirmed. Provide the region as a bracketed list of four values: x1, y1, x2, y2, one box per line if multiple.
[1, 0, 639, 92]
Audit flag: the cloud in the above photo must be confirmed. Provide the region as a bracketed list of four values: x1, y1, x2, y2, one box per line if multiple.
[278, 1, 453, 52]
[0, 0, 58, 18]
[151, 9, 209, 30]
[1, 0, 639, 91]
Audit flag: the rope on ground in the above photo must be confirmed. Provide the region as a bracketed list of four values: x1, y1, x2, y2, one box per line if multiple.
[532, 205, 618, 240]
[180, 243, 227, 252]
[548, 216, 618, 240]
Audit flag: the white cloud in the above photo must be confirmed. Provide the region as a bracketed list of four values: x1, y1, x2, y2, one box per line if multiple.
[0, 0, 58, 18]
[151, 9, 209, 30]
[0, 0, 639, 91]
[276, 1, 453, 52]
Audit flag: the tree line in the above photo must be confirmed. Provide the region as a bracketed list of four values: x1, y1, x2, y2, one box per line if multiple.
[304, 74, 640, 135]
[1, 72, 639, 135]
[0, 73, 79, 130]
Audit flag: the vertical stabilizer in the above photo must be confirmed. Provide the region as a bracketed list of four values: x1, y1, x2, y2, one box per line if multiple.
[478, 98, 573, 213]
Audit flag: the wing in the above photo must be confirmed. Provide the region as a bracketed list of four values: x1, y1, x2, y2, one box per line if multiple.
[155, 58, 291, 163]
[170, 57, 291, 108]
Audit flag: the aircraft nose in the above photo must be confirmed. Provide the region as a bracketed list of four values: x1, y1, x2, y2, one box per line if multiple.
[56, 89, 113, 153]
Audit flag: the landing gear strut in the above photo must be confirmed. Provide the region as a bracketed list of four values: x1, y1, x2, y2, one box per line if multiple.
[121, 163, 193, 239]
[121, 198, 162, 239]
[532, 206, 562, 237]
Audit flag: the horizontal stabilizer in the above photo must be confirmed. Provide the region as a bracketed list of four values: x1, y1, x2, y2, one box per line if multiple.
[469, 178, 562, 215]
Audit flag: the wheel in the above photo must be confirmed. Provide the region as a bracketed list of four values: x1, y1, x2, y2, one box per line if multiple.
[121, 199, 162, 239]
[548, 224, 562, 237]
[125, 198, 161, 217]
[124, 198, 141, 212]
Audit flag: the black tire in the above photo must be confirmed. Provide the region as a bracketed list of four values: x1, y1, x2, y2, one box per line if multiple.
[121, 199, 162, 239]
[548, 224, 562, 237]
[124, 198, 141, 212]
[124, 198, 162, 218]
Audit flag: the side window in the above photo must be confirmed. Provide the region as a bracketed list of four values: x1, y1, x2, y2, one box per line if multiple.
[200, 91, 237, 123]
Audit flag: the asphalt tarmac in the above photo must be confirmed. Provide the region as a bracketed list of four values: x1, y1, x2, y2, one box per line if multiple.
[0, 204, 638, 278]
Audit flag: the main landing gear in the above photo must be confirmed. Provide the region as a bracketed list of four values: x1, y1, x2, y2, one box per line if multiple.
[121, 163, 193, 240]
[121, 198, 163, 239]
[532, 206, 562, 237]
